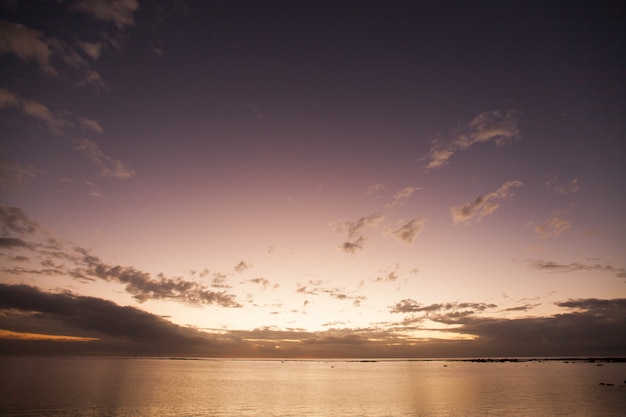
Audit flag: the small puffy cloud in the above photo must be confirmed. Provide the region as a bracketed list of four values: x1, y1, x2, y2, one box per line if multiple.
[76, 40, 103, 59]
[338, 213, 385, 239]
[73, 0, 139, 29]
[0, 20, 55, 75]
[423, 110, 520, 170]
[74, 138, 135, 180]
[336, 213, 385, 253]
[249, 277, 270, 289]
[234, 260, 251, 273]
[374, 268, 399, 283]
[451, 180, 523, 224]
[341, 236, 367, 254]
[391, 218, 426, 243]
[386, 186, 420, 208]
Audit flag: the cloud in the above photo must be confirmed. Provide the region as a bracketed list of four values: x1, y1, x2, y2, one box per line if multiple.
[0, 88, 67, 134]
[423, 110, 520, 170]
[1, 282, 624, 358]
[451, 181, 523, 224]
[365, 182, 385, 197]
[391, 218, 425, 243]
[526, 259, 626, 278]
[374, 268, 399, 283]
[534, 210, 572, 238]
[0, 156, 37, 190]
[341, 236, 367, 254]
[73, 138, 135, 179]
[336, 213, 385, 253]
[0, 237, 30, 249]
[234, 261, 251, 273]
[386, 186, 420, 208]
[73, 0, 139, 29]
[78, 117, 104, 134]
[0, 20, 108, 89]
[0, 204, 44, 236]
[76, 40, 103, 59]
[446, 298, 626, 357]
[73, 250, 241, 307]
[389, 299, 497, 315]
[0, 283, 216, 354]
[0, 20, 55, 75]
[296, 281, 365, 307]
[249, 277, 270, 289]
[545, 176, 581, 195]
[1, 205, 241, 308]
[340, 213, 386, 239]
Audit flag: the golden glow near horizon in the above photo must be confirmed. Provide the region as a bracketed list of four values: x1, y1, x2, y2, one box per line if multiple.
[0, 330, 99, 342]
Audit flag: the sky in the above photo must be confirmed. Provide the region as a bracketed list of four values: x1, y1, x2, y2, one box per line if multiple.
[0, 0, 625, 358]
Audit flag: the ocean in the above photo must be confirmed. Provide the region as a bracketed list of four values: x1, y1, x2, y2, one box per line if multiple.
[0, 357, 624, 416]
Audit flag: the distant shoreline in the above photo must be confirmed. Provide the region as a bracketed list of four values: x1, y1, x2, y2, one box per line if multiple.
[2, 355, 625, 363]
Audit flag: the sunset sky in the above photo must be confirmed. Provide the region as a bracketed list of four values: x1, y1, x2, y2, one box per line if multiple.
[1, 0, 624, 358]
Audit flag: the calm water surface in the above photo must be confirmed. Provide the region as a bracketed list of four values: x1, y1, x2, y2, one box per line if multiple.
[0, 357, 624, 416]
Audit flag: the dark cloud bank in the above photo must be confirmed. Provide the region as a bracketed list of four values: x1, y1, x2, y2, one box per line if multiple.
[1, 284, 624, 358]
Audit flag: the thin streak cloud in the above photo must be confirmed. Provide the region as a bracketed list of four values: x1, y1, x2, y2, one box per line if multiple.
[424, 110, 521, 170]
[451, 181, 523, 224]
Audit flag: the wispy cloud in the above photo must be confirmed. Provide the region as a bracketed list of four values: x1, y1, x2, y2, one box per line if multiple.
[0, 156, 37, 191]
[0, 20, 108, 90]
[73, 0, 139, 29]
[78, 117, 104, 134]
[70, 250, 241, 307]
[534, 208, 572, 238]
[0, 88, 67, 134]
[0, 20, 56, 75]
[296, 280, 365, 307]
[0, 89, 129, 182]
[73, 138, 135, 180]
[545, 176, 581, 195]
[365, 182, 385, 198]
[526, 259, 626, 278]
[0, 204, 241, 308]
[451, 181, 523, 224]
[423, 110, 521, 170]
[385, 186, 420, 208]
[389, 299, 497, 315]
[374, 265, 399, 283]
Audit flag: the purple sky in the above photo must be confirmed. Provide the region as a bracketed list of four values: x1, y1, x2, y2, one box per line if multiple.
[0, 0, 624, 358]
